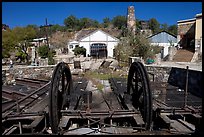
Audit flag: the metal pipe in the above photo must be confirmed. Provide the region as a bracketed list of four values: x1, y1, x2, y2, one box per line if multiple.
[184, 66, 189, 108]
[16, 101, 22, 134]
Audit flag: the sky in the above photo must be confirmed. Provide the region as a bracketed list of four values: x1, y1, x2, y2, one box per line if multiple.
[2, 2, 202, 29]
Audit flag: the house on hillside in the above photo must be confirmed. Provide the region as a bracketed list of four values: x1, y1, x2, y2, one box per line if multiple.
[68, 29, 120, 58]
[147, 30, 177, 59]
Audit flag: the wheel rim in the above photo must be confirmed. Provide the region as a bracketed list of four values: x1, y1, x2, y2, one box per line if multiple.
[49, 62, 72, 134]
[127, 62, 152, 130]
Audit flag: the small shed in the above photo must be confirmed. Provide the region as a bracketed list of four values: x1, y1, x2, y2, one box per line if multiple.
[147, 30, 177, 58]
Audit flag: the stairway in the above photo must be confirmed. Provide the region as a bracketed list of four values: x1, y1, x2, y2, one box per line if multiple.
[172, 49, 194, 62]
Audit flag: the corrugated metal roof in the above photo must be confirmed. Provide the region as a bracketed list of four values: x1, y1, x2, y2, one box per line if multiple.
[147, 31, 177, 43]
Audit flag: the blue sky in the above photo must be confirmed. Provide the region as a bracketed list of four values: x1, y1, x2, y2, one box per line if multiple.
[2, 2, 202, 29]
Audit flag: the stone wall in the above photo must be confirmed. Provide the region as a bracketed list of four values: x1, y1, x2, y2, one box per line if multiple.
[2, 64, 202, 98]
[145, 65, 172, 82]
[178, 22, 195, 35]
[2, 65, 55, 85]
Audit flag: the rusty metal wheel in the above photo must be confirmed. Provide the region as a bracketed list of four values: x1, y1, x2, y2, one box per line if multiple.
[49, 62, 73, 134]
[127, 61, 152, 130]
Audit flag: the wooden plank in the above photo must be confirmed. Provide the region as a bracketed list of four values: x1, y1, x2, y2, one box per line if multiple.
[170, 119, 193, 133]
[192, 114, 202, 119]
[160, 115, 171, 124]
[152, 103, 160, 111]
[160, 114, 171, 129]
[125, 103, 145, 126]
[133, 114, 145, 125]
[26, 95, 49, 112]
[4, 126, 18, 135]
[30, 116, 45, 128]
[177, 119, 195, 131]
[59, 116, 70, 128]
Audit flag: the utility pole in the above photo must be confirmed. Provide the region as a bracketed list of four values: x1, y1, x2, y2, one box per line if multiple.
[40, 18, 52, 49]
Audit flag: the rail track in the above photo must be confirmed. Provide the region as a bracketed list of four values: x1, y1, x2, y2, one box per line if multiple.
[2, 62, 202, 135]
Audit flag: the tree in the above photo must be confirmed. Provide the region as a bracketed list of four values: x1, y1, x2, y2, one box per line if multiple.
[50, 24, 67, 33]
[79, 17, 92, 29]
[160, 23, 168, 31]
[64, 15, 79, 31]
[91, 20, 100, 28]
[2, 30, 17, 58]
[102, 17, 111, 28]
[115, 33, 152, 63]
[148, 18, 160, 34]
[12, 26, 37, 64]
[168, 25, 177, 35]
[112, 15, 127, 29]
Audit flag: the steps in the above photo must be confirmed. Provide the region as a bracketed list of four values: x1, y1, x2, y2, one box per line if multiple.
[172, 49, 194, 62]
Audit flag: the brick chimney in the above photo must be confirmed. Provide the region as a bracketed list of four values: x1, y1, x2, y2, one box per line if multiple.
[127, 6, 136, 34]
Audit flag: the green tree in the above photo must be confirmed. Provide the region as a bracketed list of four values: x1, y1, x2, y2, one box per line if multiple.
[112, 15, 127, 29]
[64, 15, 79, 31]
[102, 17, 111, 28]
[168, 25, 177, 35]
[115, 33, 152, 63]
[149, 18, 160, 34]
[12, 26, 37, 64]
[79, 18, 92, 29]
[50, 24, 67, 33]
[2, 30, 17, 58]
[160, 23, 168, 31]
[91, 20, 100, 28]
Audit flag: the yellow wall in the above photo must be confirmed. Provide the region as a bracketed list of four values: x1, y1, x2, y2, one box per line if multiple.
[195, 16, 202, 53]
[195, 17, 202, 40]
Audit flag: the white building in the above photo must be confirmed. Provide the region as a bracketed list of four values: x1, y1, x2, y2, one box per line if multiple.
[68, 29, 119, 58]
[147, 30, 177, 58]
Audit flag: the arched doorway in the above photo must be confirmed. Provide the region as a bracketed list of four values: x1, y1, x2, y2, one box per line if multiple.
[90, 43, 107, 58]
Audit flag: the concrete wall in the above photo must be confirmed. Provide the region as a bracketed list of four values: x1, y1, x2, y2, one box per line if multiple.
[195, 15, 202, 53]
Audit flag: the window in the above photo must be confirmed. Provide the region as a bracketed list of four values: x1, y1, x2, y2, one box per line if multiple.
[69, 45, 73, 49]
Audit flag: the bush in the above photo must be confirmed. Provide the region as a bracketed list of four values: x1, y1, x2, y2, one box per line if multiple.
[48, 53, 54, 65]
[38, 45, 49, 58]
[38, 45, 56, 65]
[73, 46, 86, 56]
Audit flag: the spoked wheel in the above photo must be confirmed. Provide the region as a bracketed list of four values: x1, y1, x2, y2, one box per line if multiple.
[49, 62, 73, 134]
[127, 62, 152, 130]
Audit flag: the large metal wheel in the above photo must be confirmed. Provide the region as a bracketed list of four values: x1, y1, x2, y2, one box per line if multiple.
[49, 62, 73, 134]
[127, 62, 152, 130]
